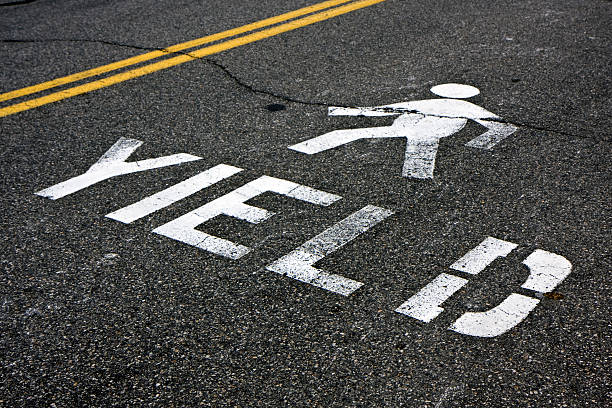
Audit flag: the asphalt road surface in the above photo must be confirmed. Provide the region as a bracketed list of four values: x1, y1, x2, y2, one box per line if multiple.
[1, 0, 610, 406]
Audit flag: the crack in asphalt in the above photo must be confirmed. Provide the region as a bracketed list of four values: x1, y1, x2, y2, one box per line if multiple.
[0, 38, 171, 52]
[199, 57, 329, 108]
[193, 57, 611, 143]
[0, 37, 607, 141]
[0, 0, 37, 6]
[199, 58, 603, 141]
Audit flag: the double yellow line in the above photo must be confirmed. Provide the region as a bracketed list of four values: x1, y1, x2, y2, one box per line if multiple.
[0, 0, 385, 118]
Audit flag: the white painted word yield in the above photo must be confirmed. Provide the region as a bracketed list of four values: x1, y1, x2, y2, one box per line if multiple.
[36, 138, 572, 338]
[289, 83, 517, 179]
[396, 237, 572, 337]
[36, 138, 392, 297]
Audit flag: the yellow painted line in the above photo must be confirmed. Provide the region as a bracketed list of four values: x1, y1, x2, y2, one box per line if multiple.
[0, 0, 386, 118]
[0, 0, 354, 103]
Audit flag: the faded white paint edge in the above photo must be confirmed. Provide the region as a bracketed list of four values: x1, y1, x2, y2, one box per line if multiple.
[522, 249, 572, 293]
[449, 294, 540, 338]
[328, 106, 397, 117]
[106, 164, 242, 224]
[153, 176, 341, 260]
[450, 237, 518, 275]
[266, 205, 393, 296]
[35, 137, 201, 200]
[395, 273, 468, 322]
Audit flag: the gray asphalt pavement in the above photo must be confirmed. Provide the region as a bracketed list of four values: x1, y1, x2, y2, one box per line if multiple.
[1, 0, 610, 406]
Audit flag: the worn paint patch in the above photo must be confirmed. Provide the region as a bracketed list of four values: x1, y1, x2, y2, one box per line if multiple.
[396, 237, 573, 337]
[521, 249, 572, 293]
[395, 273, 468, 322]
[152, 176, 341, 259]
[446, 242, 572, 337]
[266, 205, 393, 296]
[450, 237, 518, 275]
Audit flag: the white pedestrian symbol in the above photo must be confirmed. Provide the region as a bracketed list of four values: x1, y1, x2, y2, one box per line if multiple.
[289, 83, 518, 179]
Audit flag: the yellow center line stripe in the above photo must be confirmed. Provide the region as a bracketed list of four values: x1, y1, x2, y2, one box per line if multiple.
[0, 0, 386, 119]
[0, 0, 354, 103]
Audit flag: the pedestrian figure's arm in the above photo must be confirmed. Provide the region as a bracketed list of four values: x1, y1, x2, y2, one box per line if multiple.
[466, 119, 518, 150]
[328, 106, 399, 117]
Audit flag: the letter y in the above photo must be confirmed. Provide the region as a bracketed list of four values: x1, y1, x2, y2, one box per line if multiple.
[36, 138, 201, 199]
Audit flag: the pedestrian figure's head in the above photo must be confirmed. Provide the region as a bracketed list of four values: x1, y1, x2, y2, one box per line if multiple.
[430, 83, 480, 99]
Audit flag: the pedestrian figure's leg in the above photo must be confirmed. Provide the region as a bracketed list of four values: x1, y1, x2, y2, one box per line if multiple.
[290, 113, 468, 179]
[400, 117, 466, 179]
[466, 119, 518, 150]
[402, 136, 443, 178]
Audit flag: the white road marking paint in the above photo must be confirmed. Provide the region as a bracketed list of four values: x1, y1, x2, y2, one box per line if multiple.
[449, 294, 540, 338]
[430, 83, 480, 99]
[266, 205, 393, 296]
[31, 129, 572, 339]
[35, 137, 201, 200]
[395, 273, 468, 322]
[152, 176, 341, 260]
[450, 236, 518, 275]
[464, 119, 519, 150]
[434, 385, 465, 408]
[289, 84, 517, 179]
[521, 249, 572, 293]
[448, 247, 572, 337]
[394, 237, 573, 337]
[292, 114, 465, 179]
[106, 164, 242, 223]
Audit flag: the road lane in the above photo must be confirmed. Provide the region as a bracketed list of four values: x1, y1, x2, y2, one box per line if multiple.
[0, 0, 386, 118]
[0, 0, 355, 103]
